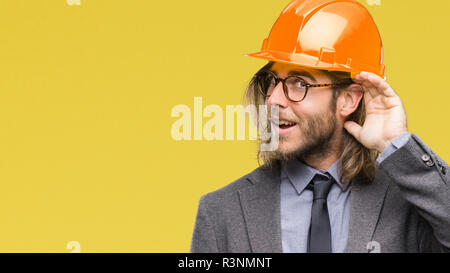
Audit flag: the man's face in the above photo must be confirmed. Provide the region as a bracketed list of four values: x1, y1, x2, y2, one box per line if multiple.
[266, 62, 339, 159]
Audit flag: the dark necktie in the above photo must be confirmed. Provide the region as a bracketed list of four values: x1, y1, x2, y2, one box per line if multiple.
[307, 172, 334, 253]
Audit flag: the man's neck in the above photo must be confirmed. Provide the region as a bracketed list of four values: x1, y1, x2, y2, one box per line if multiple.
[301, 153, 340, 171]
[300, 130, 343, 171]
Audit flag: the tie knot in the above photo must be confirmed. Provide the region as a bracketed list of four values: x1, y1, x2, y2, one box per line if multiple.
[308, 172, 334, 200]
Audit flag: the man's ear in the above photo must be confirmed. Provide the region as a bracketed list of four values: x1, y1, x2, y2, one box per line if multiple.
[337, 83, 364, 118]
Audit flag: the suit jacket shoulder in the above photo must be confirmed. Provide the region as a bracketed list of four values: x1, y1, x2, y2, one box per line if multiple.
[202, 163, 280, 203]
[191, 163, 282, 253]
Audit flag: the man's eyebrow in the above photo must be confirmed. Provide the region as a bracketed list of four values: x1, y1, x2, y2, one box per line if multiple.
[269, 69, 317, 83]
[287, 70, 317, 83]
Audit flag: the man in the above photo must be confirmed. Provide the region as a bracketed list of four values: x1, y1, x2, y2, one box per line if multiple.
[190, 0, 450, 253]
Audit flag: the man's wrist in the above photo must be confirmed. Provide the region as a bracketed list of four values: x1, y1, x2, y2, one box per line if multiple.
[376, 132, 412, 165]
[377, 131, 410, 153]
[376, 141, 391, 154]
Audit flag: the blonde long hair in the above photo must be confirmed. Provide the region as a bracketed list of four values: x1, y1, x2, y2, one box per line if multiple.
[243, 62, 379, 184]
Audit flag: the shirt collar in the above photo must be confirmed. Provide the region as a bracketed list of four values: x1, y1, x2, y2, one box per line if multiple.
[282, 157, 351, 195]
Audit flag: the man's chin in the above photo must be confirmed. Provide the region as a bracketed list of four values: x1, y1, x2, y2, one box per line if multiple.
[276, 141, 302, 159]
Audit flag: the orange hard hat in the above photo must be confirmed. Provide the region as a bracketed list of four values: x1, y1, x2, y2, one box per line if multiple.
[246, 0, 385, 78]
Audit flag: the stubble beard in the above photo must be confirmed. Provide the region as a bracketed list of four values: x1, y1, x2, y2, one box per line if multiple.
[262, 108, 339, 165]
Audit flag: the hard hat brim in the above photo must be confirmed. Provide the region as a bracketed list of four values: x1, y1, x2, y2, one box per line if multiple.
[246, 50, 384, 78]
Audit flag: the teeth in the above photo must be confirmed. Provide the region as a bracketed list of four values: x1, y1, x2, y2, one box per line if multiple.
[274, 120, 295, 126]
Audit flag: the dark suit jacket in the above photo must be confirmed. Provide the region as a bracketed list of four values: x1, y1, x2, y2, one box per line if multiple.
[191, 134, 450, 253]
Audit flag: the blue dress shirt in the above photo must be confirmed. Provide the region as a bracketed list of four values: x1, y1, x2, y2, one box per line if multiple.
[280, 132, 411, 253]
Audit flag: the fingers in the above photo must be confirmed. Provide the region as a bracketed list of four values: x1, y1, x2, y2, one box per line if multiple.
[353, 72, 378, 99]
[344, 121, 362, 141]
[353, 71, 397, 98]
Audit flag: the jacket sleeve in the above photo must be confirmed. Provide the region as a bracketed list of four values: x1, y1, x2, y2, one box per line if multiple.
[378, 133, 450, 252]
[190, 194, 219, 253]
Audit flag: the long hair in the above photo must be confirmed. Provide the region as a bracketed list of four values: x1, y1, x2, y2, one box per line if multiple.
[243, 62, 379, 184]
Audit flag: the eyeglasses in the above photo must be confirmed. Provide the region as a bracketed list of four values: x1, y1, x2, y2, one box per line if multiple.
[256, 69, 354, 103]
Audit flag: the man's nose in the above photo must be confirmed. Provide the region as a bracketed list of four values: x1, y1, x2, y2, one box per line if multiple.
[267, 82, 289, 108]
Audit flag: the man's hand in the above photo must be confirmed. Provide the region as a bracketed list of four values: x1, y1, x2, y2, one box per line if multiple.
[344, 71, 409, 153]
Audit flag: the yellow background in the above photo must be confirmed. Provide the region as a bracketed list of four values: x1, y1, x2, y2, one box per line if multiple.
[0, 0, 448, 252]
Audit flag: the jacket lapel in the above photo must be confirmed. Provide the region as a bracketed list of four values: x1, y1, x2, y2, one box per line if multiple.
[238, 162, 391, 253]
[238, 163, 283, 253]
[346, 166, 391, 253]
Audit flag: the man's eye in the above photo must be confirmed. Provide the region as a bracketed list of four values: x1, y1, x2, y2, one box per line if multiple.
[295, 79, 307, 88]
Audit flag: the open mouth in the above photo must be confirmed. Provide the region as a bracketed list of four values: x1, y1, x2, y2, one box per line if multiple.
[279, 123, 296, 129]
[272, 119, 297, 130]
